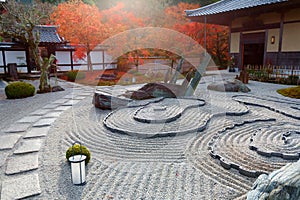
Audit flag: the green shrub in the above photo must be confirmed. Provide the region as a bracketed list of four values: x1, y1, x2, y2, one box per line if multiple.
[66, 70, 86, 81]
[277, 86, 300, 99]
[66, 144, 91, 165]
[5, 82, 35, 99]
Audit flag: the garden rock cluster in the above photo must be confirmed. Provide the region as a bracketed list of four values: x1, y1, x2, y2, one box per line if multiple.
[247, 160, 300, 200]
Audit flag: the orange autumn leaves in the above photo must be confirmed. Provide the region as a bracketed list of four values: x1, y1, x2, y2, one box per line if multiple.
[51, 1, 229, 68]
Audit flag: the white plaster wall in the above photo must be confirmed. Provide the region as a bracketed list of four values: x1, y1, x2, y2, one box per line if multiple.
[282, 22, 300, 52]
[267, 29, 280, 52]
[5, 51, 26, 65]
[230, 32, 240, 53]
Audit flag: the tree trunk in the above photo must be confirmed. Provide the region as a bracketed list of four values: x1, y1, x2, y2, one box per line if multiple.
[87, 51, 93, 71]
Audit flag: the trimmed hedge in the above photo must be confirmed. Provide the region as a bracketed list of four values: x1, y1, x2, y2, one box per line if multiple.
[66, 70, 86, 82]
[66, 144, 91, 165]
[5, 82, 35, 99]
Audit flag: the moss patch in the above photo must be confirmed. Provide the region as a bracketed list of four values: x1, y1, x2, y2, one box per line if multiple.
[66, 144, 91, 164]
[277, 86, 300, 99]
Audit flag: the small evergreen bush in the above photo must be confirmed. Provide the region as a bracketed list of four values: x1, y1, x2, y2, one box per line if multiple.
[5, 82, 35, 99]
[67, 70, 86, 81]
[66, 143, 91, 164]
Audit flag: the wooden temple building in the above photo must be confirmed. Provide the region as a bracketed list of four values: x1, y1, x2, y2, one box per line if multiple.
[0, 25, 71, 74]
[186, 0, 300, 69]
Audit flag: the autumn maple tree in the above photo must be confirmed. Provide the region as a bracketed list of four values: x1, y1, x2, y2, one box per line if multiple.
[51, 0, 107, 71]
[165, 2, 229, 67]
[51, 1, 145, 71]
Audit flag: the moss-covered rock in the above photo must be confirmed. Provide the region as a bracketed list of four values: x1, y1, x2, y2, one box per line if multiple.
[66, 144, 91, 164]
[277, 86, 300, 99]
[5, 81, 35, 99]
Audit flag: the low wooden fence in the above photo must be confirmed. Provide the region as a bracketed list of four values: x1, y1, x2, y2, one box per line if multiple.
[246, 65, 300, 84]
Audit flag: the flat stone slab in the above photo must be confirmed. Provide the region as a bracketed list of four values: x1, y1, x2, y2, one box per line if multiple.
[4, 123, 31, 133]
[1, 173, 41, 200]
[72, 96, 87, 100]
[30, 109, 50, 116]
[0, 152, 9, 167]
[63, 99, 81, 106]
[24, 127, 51, 138]
[17, 116, 41, 123]
[52, 99, 69, 104]
[62, 94, 74, 99]
[14, 138, 43, 154]
[54, 106, 71, 111]
[0, 134, 21, 150]
[42, 104, 59, 109]
[32, 118, 57, 127]
[6, 153, 39, 175]
[43, 111, 63, 118]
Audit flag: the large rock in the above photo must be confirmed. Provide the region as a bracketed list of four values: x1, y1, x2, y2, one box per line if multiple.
[247, 160, 300, 200]
[124, 83, 185, 100]
[207, 79, 250, 93]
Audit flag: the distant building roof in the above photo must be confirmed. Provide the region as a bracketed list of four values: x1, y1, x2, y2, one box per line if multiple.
[185, 0, 300, 25]
[33, 25, 65, 44]
[185, 0, 288, 17]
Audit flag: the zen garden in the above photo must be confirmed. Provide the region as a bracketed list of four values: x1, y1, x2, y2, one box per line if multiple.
[0, 0, 300, 200]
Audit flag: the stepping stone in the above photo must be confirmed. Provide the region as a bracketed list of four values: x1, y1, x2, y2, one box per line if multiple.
[73, 96, 87, 100]
[32, 118, 57, 127]
[53, 99, 69, 104]
[4, 123, 31, 133]
[17, 116, 41, 123]
[6, 153, 39, 175]
[1, 173, 41, 200]
[30, 109, 50, 116]
[43, 111, 63, 118]
[24, 127, 50, 138]
[0, 152, 9, 167]
[42, 104, 59, 109]
[63, 99, 81, 106]
[54, 106, 71, 111]
[63, 94, 74, 99]
[14, 138, 43, 154]
[0, 134, 21, 150]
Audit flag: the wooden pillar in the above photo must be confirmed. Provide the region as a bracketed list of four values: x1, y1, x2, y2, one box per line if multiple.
[277, 12, 284, 66]
[2, 50, 7, 74]
[239, 33, 243, 70]
[70, 50, 74, 71]
[263, 30, 268, 66]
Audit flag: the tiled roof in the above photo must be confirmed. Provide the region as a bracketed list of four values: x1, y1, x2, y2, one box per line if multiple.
[33, 25, 64, 44]
[186, 0, 288, 17]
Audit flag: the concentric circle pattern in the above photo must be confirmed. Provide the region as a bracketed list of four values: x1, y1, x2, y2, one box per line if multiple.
[133, 98, 205, 123]
[249, 124, 300, 160]
[233, 95, 300, 119]
[104, 97, 249, 138]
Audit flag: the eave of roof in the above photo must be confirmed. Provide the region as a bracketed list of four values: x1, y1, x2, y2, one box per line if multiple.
[185, 0, 288, 17]
[33, 25, 65, 44]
